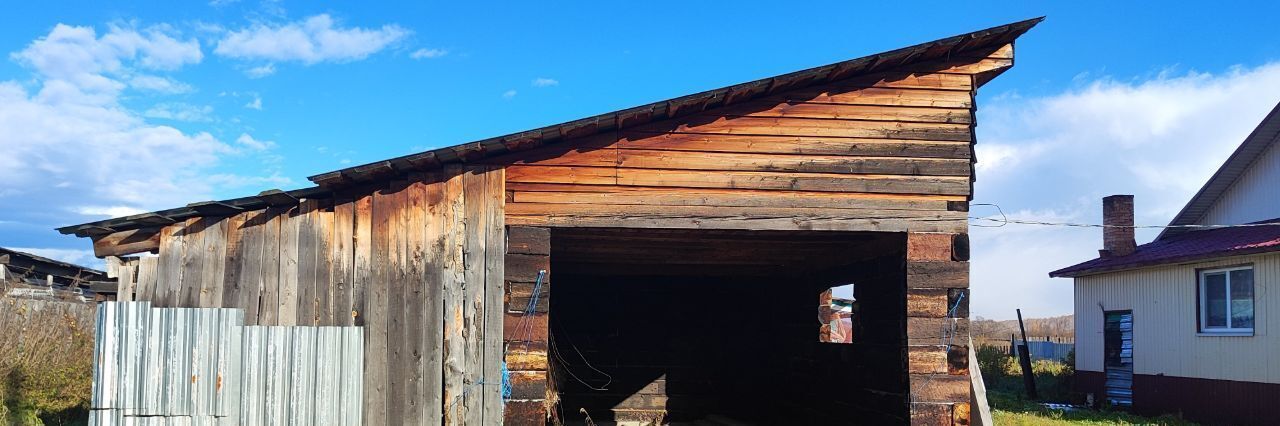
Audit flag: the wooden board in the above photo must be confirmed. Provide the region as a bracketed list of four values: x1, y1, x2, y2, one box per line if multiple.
[257, 208, 284, 326]
[507, 165, 970, 196]
[332, 198, 356, 326]
[276, 206, 301, 326]
[508, 148, 970, 176]
[616, 134, 972, 158]
[219, 212, 250, 313]
[440, 167, 466, 425]
[178, 218, 206, 307]
[509, 185, 958, 210]
[628, 117, 972, 141]
[154, 224, 184, 307]
[312, 201, 335, 325]
[460, 167, 487, 425]
[364, 188, 392, 425]
[384, 181, 409, 423]
[480, 167, 506, 425]
[404, 178, 431, 424]
[507, 202, 966, 233]
[199, 219, 229, 308]
[295, 200, 320, 326]
[135, 257, 158, 301]
[779, 87, 973, 108]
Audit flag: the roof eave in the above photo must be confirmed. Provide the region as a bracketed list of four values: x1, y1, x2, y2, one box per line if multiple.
[1049, 245, 1280, 278]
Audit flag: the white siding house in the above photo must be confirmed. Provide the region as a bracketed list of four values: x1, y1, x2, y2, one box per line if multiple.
[1051, 102, 1280, 425]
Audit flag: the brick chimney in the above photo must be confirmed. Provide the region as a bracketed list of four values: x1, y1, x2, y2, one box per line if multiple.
[1100, 195, 1136, 257]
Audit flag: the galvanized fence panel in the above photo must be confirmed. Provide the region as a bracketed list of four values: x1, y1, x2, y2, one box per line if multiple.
[91, 302, 362, 425]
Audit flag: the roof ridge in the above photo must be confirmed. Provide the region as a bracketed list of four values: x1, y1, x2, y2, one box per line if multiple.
[1158, 100, 1280, 240]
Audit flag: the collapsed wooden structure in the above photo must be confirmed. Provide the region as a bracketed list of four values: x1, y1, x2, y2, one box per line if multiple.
[61, 18, 1040, 425]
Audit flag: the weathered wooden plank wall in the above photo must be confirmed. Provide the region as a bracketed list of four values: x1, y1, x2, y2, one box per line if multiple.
[488, 46, 1010, 236]
[130, 166, 506, 426]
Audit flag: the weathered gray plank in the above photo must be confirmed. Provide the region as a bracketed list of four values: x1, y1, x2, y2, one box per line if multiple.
[313, 202, 335, 325]
[116, 260, 136, 302]
[257, 208, 284, 326]
[384, 181, 410, 423]
[332, 198, 355, 326]
[403, 178, 429, 425]
[178, 218, 206, 307]
[229, 210, 267, 324]
[219, 213, 249, 310]
[481, 167, 507, 424]
[364, 189, 390, 425]
[296, 200, 320, 326]
[440, 166, 466, 425]
[461, 167, 487, 425]
[277, 205, 301, 326]
[136, 256, 158, 302]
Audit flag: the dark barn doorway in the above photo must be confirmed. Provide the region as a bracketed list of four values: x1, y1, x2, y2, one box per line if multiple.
[548, 228, 909, 425]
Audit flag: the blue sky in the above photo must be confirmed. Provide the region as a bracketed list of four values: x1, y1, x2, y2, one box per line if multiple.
[3, 1, 1280, 319]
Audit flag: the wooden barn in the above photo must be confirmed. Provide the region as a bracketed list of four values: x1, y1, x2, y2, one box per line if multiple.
[60, 18, 1040, 425]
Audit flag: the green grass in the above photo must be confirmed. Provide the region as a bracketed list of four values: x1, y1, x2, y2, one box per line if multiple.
[977, 345, 1196, 426]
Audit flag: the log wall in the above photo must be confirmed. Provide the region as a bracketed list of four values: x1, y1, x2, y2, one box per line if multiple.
[119, 166, 507, 426]
[503, 226, 553, 424]
[488, 45, 1011, 235]
[906, 232, 972, 425]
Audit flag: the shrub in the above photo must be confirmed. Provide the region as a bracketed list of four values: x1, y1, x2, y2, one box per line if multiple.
[0, 296, 94, 425]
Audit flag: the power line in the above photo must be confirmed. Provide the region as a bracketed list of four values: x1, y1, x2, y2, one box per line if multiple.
[968, 203, 1280, 229]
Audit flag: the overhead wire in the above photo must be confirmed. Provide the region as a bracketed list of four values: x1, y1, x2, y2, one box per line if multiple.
[967, 202, 1280, 229]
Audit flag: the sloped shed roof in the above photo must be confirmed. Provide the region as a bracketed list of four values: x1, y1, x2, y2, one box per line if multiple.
[58, 17, 1042, 238]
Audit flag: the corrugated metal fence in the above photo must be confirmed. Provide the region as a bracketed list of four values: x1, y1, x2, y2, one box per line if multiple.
[1010, 340, 1075, 362]
[91, 302, 363, 425]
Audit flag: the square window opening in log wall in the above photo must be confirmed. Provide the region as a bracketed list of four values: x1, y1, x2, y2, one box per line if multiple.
[820, 284, 856, 343]
[547, 228, 908, 424]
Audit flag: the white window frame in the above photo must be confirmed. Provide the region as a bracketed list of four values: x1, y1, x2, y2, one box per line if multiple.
[1198, 265, 1254, 335]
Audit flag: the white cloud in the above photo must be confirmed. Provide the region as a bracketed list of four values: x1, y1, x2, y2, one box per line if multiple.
[410, 48, 447, 59]
[9, 23, 202, 103]
[0, 23, 283, 237]
[10, 247, 102, 269]
[206, 172, 290, 188]
[74, 205, 148, 218]
[502, 89, 517, 99]
[235, 133, 275, 151]
[971, 63, 1280, 319]
[245, 63, 276, 78]
[532, 77, 558, 87]
[244, 95, 262, 110]
[129, 74, 193, 94]
[214, 14, 409, 66]
[143, 102, 214, 122]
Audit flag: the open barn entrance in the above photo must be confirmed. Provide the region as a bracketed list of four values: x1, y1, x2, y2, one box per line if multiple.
[548, 228, 908, 425]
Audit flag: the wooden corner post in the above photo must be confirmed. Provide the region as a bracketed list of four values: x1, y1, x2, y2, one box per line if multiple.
[504, 226, 552, 424]
[906, 232, 971, 425]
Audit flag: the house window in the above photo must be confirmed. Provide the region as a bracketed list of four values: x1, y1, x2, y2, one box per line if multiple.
[1199, 266, 1254, 334]
[819, 284, 856, 343]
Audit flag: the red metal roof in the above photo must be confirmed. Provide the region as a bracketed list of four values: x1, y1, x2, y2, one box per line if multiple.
[1049, 219, 1280, 277]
